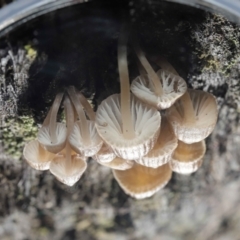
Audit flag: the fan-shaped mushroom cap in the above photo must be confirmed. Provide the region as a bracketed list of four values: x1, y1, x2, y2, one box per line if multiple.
[113, 162, 172, 199]
[131, 69, 187, 110]
[169, 140, 206, 174]
[69, 121, 103, 157]
[135, 117, 177, 168]
[166, 89, 218, 143]
[93, 143, 116, 163]
[23, 139, 55, 170]
[50, 154, 87, 186]
[95, 94, 161, 160]
[38, 123, 67, 154]
[67, 86, 103, 157]
[98, 156, 134, 170]
[38, 93, 67, 153]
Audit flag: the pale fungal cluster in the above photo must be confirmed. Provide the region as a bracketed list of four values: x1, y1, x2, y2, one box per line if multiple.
[23, 26, 218, 199]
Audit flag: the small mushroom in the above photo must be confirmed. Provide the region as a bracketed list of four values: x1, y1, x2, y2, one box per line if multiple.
[166, 89, 218, 143]
[113, 162, 172, 199]
[23, 139, 55, 170]
[169, 140, 206, 174]
[37, 92, 67, 153]
[135, 116, 178, 168]
[68, 86, 103, 157]
[131, 44, 187, 109]
[98, 156, 134, 170]
[95, 24, 161, 160]
[49, 95, 87, 186]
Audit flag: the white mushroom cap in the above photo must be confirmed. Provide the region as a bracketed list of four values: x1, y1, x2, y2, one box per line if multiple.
[131, 70, 187, 110]
[49, 95, 87, 186]
[135, 116, 178, 168]
[98, 156, 134, 170]
[37, 92, 67, 153]
[166, 89, 218, 143]
[23, 139, 55, 170]
[169, 140, 206, 174]
[67, 86, 103, 157]
[69, 120, 103, 157]
[113, 163, 172, 199]
[37, 123, 67, 154]
[50, 154, 87, 186]
[95, 93, 161, 160]
[93, 143, 116, 163]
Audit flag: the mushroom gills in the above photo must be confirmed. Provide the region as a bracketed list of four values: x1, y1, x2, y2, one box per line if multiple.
[166, 89, 218, 143]
[131, 45, 187, 110]
[67, 86, 103, 157]
[95, 94, 160, 160]
[37, 92, 67, 153]
[23, 139, 55, 170]
[135, 116, 177, 168]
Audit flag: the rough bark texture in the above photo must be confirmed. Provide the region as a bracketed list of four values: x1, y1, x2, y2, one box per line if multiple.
[0, 1, 240, 240]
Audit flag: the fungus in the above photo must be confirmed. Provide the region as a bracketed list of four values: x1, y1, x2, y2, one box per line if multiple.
[166, 89, 218, 143]
[49, 95, 87, 186]
[93, 143, 116, 163]
[113, 162, 172, 199]
[68, 86, 103, 157]
[151, 55, 179, 76]
[135, 116, 177, 168]
[98, 156, 134, 170]
[169, 140, 206, 174]
[23, 139, 55, 170]
[131, 44, 187, 109]
[95, 24, 161, 160]
[37, 92, 67, 154]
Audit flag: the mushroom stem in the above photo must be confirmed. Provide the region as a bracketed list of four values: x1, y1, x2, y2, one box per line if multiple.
[64, 96, 75, 171]
[154, 56, 179, 76]
[78, 92, 95, 121]
[133, 42, 163, 96]
[118, 23, 135, 139]
[181, 91, 196, 124]
[67, 86, 90, 145]
[137, 60, 147, 78]
[44, 92, 64, 144]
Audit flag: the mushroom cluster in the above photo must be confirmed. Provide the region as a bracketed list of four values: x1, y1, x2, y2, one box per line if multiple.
[23, 27, 218, 199]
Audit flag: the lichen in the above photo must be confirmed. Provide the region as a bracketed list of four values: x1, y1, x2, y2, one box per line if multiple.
[2, 115, 38, 159]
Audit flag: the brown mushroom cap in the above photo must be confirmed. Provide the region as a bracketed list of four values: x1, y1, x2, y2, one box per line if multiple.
[169, 140, 206, 174]
[166, 89, 218, 143]
[135, 116, 178, 168]
[95, 93, 161, 160]
[98, 156, 134, 170]
[23, 139, 55, 170]
[131, 69, 187, 110]
[113, 162, 172, 199]
[93, 143, 116, 163]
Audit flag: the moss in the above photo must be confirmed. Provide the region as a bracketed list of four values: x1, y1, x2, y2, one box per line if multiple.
[24, 44, 37, 61]
[2, 115, 38, 159]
